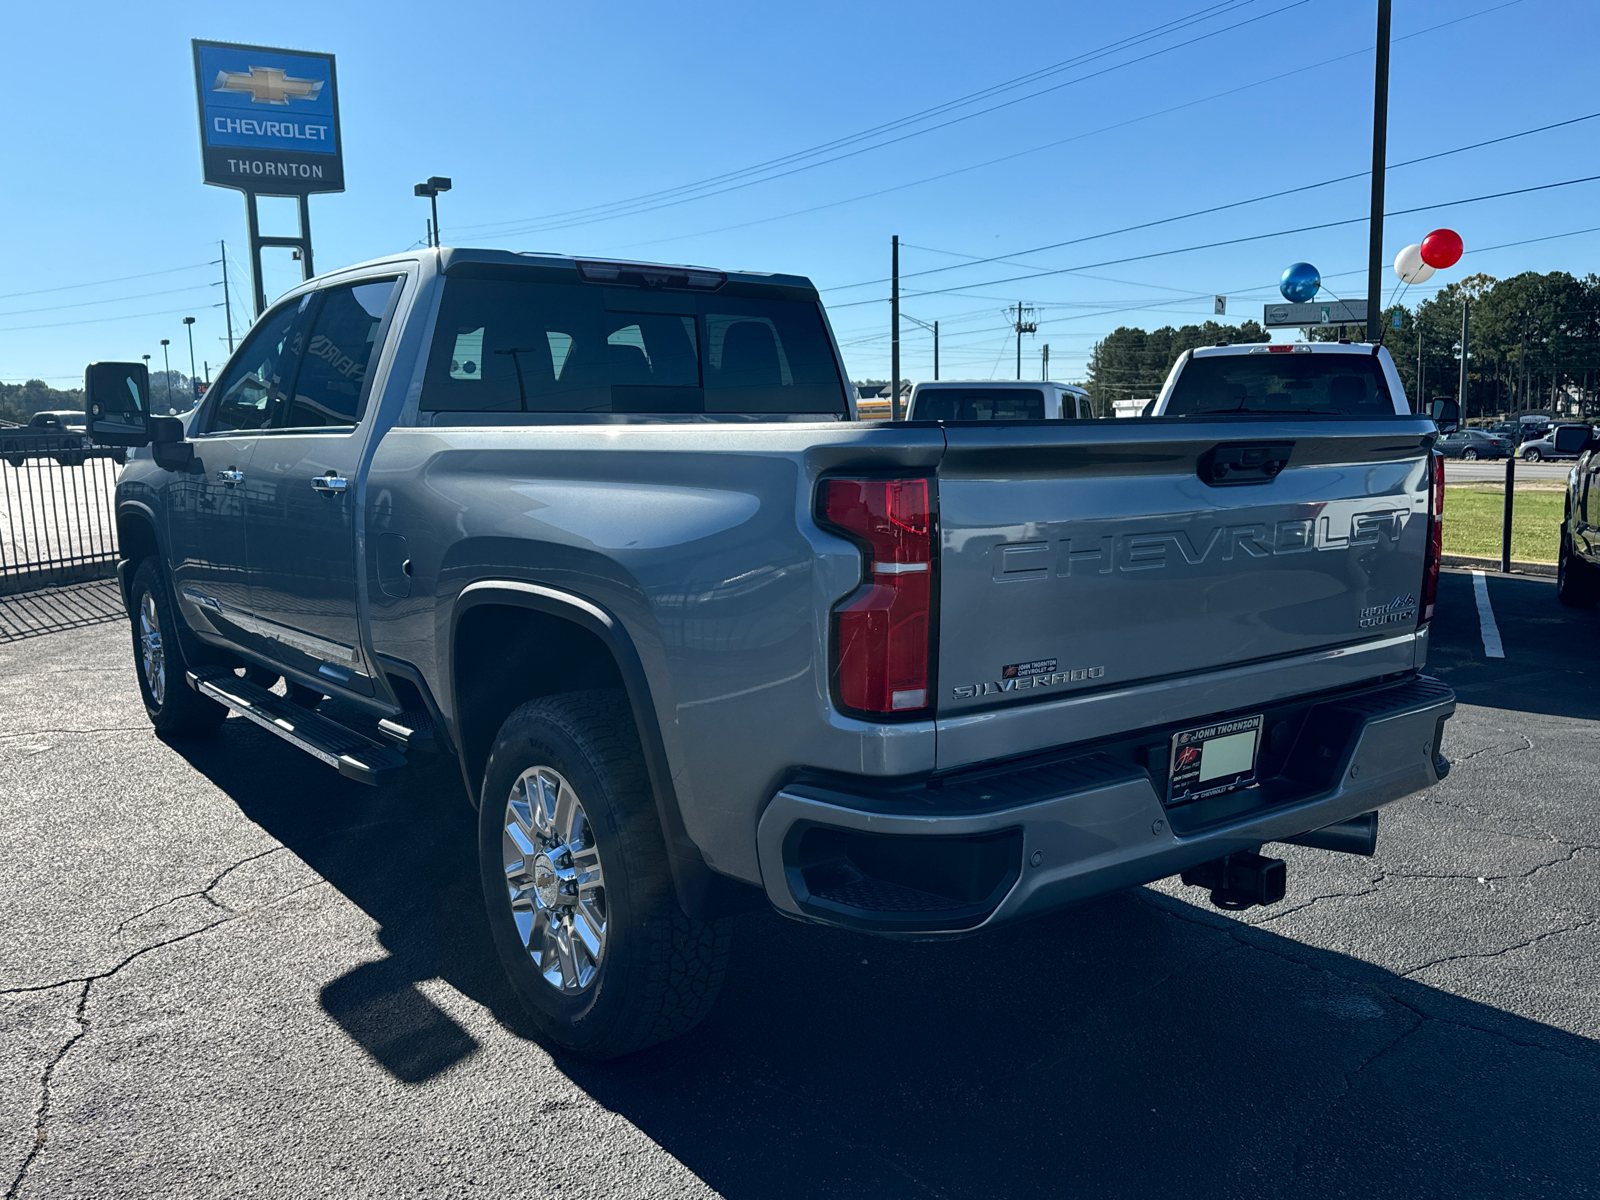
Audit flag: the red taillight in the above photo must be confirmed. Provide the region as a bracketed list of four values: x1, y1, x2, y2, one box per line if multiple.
[818, 477, 934, 716]
[1422, 451, 1444, 622]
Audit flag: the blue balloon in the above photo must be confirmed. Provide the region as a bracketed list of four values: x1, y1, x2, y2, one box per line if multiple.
[1280, 262, 1321, 303]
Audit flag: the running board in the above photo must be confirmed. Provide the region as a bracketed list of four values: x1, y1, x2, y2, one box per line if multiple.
[187, 667, 408, 785]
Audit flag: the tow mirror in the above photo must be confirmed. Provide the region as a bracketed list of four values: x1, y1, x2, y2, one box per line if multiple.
[1554, 425, 1596, 455]
[85, 361, 151, 447]
[1429, 398, 1459, 431]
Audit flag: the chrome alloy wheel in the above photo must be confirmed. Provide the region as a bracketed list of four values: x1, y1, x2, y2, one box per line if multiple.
[502, 766, 606, 992]
[139, 591, 166, 706]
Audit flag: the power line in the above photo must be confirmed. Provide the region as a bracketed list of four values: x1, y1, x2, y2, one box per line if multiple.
[464, 1, 1314, 238]
[618, 0, 1525, 253]
[0, 262, 212, 303]
[0, 306, 210, 335]
[452, 0, 1261, 236]
[828, 103, 1598, 294]
[830, 173, 1600, 311]
[0, 283, 217, 321]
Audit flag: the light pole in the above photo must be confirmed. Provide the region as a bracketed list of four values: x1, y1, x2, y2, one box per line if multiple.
[160, 339, 171, 414]
[414, 176, 452, 247]
[183, 317, 198, 405]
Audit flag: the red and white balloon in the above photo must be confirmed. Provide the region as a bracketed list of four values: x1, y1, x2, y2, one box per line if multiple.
[1395, 228, 1463, 283]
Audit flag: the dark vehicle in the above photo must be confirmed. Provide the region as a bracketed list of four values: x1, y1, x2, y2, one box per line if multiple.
[1521, 425, 1590, 462]
[1556, 424, 1600, 606]
[1, 410, 124, 467]
[84, 250, 1456, 1059]
[1434, 429, 1512, 460]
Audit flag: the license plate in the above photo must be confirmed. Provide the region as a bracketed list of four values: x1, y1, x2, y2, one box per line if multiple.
[1167, 714, 1264, 805]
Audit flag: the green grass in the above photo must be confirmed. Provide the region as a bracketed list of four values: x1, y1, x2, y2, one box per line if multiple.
[1442, 484, 1564, 563]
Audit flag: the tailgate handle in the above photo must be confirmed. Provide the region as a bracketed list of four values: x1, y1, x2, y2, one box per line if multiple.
[1198, 441, 1293, 487]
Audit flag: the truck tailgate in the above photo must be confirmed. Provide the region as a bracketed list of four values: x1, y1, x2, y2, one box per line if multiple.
[935, 417, 1435, 719]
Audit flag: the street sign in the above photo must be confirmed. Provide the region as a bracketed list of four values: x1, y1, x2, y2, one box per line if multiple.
[1262, 299, 1368, 328]
[192, 40, 343, 195]
[1214, 295, 1226, 315]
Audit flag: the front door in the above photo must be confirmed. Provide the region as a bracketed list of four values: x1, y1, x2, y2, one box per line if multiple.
[168, 296, 310, 644]
[244, 277, 402, 695]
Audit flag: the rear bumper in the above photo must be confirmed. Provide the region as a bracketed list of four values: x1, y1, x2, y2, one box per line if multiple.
[756, 675, 1454, 937]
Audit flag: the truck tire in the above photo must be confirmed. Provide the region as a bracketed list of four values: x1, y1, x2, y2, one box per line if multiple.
[5, 453, 23, 468]
[1557, 525, 1600, 608]
[478, 690, 732, 1059]
[129, 558, 227, 735]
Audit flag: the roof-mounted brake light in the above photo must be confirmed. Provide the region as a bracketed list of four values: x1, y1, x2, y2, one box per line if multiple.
[575, 259, 726, 290]
[1253, 344, 1315, 354]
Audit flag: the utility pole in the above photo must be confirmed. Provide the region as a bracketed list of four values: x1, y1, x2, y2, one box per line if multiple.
[183, 317, 198, 403]
[1458, 298, 1471, 419]
[1041, 343, 1050, 381]
[1416, 322, 1424, 413]
[904, 313, 938, 386]
[1010, 302, 1038, 381]
[891, 235, 901, 421]
[219, 240, 235, 353]
[1365, 0, 1392, 343]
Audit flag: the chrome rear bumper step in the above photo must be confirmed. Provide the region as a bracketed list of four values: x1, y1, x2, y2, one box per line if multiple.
[187, 667, 408, 784]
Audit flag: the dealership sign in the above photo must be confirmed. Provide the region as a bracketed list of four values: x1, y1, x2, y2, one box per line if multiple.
[192, 40, 343, 194]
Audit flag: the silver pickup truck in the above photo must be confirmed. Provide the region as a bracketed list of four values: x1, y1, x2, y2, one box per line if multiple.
[84, 249, 1454, 1058]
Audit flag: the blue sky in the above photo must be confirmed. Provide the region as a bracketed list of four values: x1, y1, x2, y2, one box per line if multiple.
[4, 0, 1597, 389]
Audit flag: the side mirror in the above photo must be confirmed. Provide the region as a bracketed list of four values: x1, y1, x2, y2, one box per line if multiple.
[1554, 425, 1596, 455]
[1430, 398, 1459, 431]
[85, 361, 151, 447]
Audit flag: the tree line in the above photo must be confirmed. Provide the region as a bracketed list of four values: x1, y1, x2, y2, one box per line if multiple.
[1085, 271, 1600, 421]
[0, 372, 198, 425]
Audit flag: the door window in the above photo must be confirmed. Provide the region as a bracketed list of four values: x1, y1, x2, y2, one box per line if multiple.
[205, 296, 312, 434]
[280, 279, 403, 429]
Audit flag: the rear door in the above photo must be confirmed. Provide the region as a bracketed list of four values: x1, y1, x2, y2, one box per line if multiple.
[934, 418, 1435, 717]
[243, 277, 402, 695]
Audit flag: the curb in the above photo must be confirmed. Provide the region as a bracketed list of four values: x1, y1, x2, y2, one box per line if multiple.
[1441, 554, 1556, 578]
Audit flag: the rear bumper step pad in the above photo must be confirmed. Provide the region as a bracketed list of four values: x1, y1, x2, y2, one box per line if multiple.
[187, 667, 407, 784]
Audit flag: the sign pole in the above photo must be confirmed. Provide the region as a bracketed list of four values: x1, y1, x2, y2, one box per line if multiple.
[1365, 0, 1392, 343]
[246, 192, 267, 317]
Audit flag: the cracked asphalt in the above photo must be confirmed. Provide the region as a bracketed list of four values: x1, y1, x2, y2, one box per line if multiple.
[3, 568, 1597, 1199]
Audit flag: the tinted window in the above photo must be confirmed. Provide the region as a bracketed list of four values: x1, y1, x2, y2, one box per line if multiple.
[281, 279, 401, 429]
[911, 388, 1045, 421]
[1164, 353, 1394, 417]
[206, 297, 310, 434]
[420, 277, 847, 417]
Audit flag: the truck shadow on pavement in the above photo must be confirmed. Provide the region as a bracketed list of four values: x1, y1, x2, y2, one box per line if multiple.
[171, 724, 1600, 1199]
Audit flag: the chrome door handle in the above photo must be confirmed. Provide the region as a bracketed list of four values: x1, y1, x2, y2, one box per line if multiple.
[217, 469, 244, 485]
[310, 475, 349, 493]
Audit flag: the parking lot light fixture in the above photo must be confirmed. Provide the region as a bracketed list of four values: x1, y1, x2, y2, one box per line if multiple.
[414, 176, 452, 248]
[183, 317, 198, 403]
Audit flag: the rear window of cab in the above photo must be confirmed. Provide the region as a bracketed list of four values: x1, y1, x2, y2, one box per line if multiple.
[1164, 353, 1395, 417]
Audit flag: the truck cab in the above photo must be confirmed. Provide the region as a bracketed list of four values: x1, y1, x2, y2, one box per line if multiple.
[906, 379, 1092, 421]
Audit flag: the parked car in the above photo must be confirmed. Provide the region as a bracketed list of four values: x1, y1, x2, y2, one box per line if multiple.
[906, 380, 1092, 420]
[1556, 424, 1600, 606]
[1, 410, 124, 467]
[1521, 424, 1591, 462]
[85, 251, 1456, 1059]
[1435, 429, 1513, 460]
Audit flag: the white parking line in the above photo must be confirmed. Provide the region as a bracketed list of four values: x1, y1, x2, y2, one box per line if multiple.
[1471, 570, 1506, 659]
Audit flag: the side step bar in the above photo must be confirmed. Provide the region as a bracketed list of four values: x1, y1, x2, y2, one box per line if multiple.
[188, 667, 408, 785]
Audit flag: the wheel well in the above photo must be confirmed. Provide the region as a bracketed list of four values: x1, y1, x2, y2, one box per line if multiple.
[453, 604, 625, 799]
[117, 512, 160, 613]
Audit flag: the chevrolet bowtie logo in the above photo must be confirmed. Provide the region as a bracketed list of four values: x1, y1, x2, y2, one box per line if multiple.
[213, 65, 323, 105]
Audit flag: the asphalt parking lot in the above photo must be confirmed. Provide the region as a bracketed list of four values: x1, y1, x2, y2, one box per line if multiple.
[3, 570, 1597, 1200]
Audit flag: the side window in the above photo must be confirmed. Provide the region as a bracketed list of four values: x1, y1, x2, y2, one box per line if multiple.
[205, 297, 311, 434]
[280, 279, 402, 429]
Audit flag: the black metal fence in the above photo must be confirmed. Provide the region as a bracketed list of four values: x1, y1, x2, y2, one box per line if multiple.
[0, 441, 122, 596]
